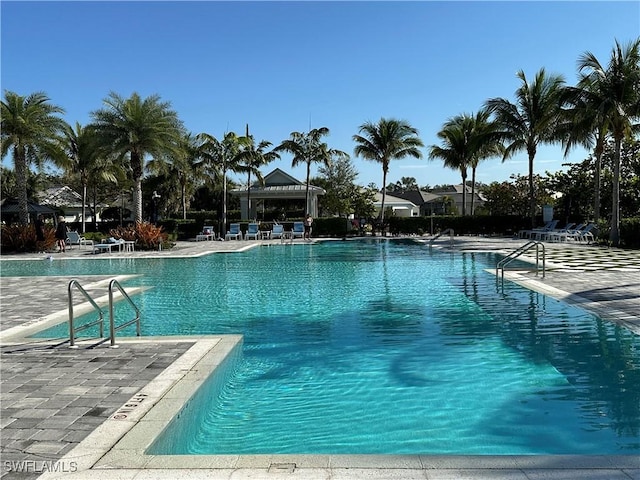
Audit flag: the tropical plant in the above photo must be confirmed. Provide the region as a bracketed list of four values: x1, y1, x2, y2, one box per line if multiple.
[147, 132, 203, 219]
[276, 127, 349, 215]
[59, 122, 118, 232]
[314, 155, 363, 217]
[236, 125, 279, 219]
[90, 92, 184, 223]
[561, 80, 610, 224]
[429, 116, 473, 215]
[353, 118, 424, 224]
[0, 223, 56, 253]
[467, 109, 504, 215]
[387, 176, 419, 194]
[485, 68, 566, 227]
[110, 221, 168, 250]
[195, 131, 250, 236]
[574, 38, 640, 246]
[1, 91, 67, 224]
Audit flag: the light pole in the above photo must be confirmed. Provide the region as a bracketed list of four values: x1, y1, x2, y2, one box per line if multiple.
[152, 191, 161, 225]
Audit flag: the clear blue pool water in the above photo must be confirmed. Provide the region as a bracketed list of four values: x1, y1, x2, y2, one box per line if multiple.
[9, 239, 640, 454]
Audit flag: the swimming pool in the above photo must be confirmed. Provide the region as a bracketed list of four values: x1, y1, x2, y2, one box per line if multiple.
[16, 239, 640, 454]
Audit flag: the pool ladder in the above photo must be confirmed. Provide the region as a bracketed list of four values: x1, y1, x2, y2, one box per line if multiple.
[68, 279, 140, 348]
[496, 240, 545, 288]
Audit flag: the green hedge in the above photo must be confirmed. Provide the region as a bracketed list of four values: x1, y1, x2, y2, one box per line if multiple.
[621, 218, 640, 248]
[163, 214, 640, 248]
[386, 215, 534, 236]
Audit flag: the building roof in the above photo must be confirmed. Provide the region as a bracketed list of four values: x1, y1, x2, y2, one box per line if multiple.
[373, 192, 418, 207]
[392, 190, 441, 205]
[0, 198, 56, 215]
[38, 186, 85, 208]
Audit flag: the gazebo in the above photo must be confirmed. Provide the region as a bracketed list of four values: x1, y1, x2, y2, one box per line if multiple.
[230, 168, 325, 220]
[0, 198, 56, 224]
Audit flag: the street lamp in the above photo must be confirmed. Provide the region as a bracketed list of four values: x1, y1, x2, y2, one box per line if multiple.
[152, 191, 161, 224]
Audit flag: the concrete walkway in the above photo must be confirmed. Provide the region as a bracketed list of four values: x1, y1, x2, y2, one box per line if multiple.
[1, 236, 639, 479]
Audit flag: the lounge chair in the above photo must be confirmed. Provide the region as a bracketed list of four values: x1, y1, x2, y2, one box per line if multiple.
[270, 224, 284, 239]
[545, 223, 576, 242]
[548, 223, 583, 242]
[519, 220, 559, 240]
[196, 226, 215, 241]
[244, 223, 260, 240]
[574, 223, 597, 243]
[225, 223, 242, 241]
[66, 231, 94, 249]
[291, 221, 305, 240]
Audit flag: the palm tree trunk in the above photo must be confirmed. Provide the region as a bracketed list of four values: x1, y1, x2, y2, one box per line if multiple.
[609, 139, 621, 246]
[380, 165, 388, 226]
[131, 151, 143, 223]
[221, 169, 227, 238]
[528, 152, 536, 229]
[460, 171, 467, 216]
[181, 182, 187, 220]
[14, 146, 29, 225]
[305, 161, 311, 215]
[593, 146, 603, 223]
[246, 172, 252, 221]
[471, 167, 477, 216]
[81, 183, 87, 234]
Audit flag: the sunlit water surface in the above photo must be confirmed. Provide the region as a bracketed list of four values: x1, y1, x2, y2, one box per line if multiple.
[10, 239, 639, 454]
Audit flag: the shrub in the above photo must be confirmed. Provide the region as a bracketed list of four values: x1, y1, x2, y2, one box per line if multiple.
[620, 218, 640, 248]
[0, 224, 56, 253]
[109, 221, 170, 251]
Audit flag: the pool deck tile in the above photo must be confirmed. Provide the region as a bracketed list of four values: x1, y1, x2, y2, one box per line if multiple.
[1, 236, 639, 479]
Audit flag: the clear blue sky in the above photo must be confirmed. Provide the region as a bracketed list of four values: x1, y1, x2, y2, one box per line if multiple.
[2, 1, 639, 189]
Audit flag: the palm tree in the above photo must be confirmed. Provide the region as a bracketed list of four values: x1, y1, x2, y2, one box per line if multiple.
[60, 122, 118, 232]
[353, 118, 423, 224]
[468, 109, 504, 215]
[561, 86, 609, 224]
[575, 39, 640, 246]
[195, 131, 249, 236]
[276, 127, 348, 215]
[485, 68, 566, 227]
[147, 132, 203, 220]
[429, 115, 473, 215]
[90, 92, 184, 223]
[1, 91, 67, 225]
[236, 125, 279, 220]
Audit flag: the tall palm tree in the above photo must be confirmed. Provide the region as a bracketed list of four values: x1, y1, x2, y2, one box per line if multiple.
[353, 118, 423, 224]
[485, 68, 566, 227]
[429, 116, 472, 215]
[561, 85, 609, 224]
[60, 122, 118, 232]
[90, 92, 184, 223]
[575, 39, 640, 246]
[236, 125, 279, 220]
[468, 109, 504, 215]
[1, 91, 67, 224]
[195, 131, 249, 236]
[276, 127, 348, 215]
[147, 132, 202, 220]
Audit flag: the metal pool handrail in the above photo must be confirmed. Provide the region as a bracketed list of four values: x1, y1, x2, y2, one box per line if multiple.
[68, 279, 104, 348]
[108, 278, 141, 348]
[429, 228, 454, 248]
[496, 240, 545, 287]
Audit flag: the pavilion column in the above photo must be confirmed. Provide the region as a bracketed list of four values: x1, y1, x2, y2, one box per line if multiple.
[239, 197, 249, 220]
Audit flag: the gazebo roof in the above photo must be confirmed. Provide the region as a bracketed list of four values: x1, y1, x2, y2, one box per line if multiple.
[39, 186, 85, 208]
[0, 198, 56, 215]
[230, 168, 325, 197]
